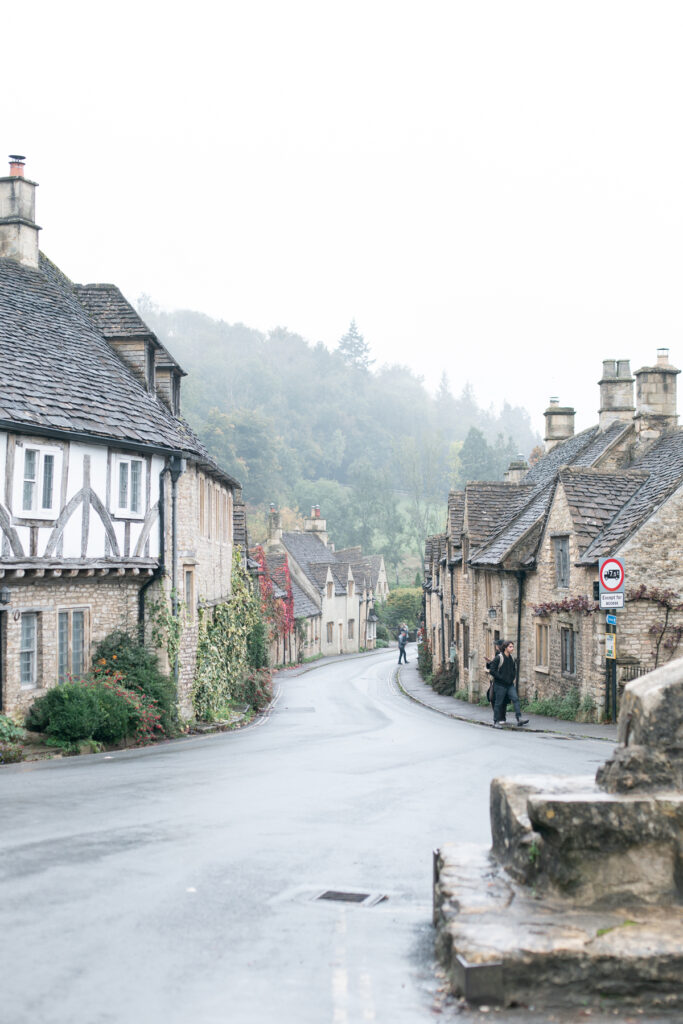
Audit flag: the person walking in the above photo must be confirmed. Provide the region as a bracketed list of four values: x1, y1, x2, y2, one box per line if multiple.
[485, 640, 505, 722]
[488, 640, 529, 728]
[397, 623, 409, 664]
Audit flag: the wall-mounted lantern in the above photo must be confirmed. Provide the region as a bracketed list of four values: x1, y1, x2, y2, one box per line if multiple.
[0, 586, 11, 606]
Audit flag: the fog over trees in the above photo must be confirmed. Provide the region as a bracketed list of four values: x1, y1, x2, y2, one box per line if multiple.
[139, 300, 540, 576]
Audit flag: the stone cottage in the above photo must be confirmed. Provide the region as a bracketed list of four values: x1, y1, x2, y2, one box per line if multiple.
[265, 505, 385, 656]
[0, 157, 240, 719]
[424, 351, 683, 718]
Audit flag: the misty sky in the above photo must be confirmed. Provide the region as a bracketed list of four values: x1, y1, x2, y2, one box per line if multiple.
[4, 1, 682, 436]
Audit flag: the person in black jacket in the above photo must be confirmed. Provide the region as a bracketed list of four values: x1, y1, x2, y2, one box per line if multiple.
[488, 640, 529, 729]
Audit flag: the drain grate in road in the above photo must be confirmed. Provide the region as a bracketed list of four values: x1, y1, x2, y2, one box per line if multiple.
[315, 890, 388, 906]
[317, 890, 369, 903]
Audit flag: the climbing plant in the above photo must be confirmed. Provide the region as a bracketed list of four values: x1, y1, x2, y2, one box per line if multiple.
[146, 588, 184, 667]
[626, 585, 683, 667]
[192, 549, 263, 720]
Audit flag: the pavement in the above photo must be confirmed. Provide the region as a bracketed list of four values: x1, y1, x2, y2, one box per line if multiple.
[394, 643, 619, 743]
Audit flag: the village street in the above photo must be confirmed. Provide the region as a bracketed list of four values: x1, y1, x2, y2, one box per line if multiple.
[1, 647, 629, 1024]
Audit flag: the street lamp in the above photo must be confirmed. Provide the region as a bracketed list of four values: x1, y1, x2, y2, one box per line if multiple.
[0, 586, 10, 605]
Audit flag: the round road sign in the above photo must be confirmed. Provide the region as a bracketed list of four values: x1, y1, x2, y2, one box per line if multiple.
[599, 558, 625, 592]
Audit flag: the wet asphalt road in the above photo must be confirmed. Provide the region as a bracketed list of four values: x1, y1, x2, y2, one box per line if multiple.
[1, 647, 617, 1024]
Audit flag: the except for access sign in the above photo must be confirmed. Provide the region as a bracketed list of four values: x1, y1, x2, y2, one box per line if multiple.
[600, 592, 624, 609]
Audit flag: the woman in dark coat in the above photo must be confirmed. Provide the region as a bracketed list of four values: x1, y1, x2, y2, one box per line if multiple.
[488, 640, 529, 729]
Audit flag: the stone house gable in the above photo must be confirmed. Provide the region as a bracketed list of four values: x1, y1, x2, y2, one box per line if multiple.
[0, 160, 239, 719]
[424, 350, 683, 716]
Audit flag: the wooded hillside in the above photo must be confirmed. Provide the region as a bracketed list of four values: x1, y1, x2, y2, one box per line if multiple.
[138, 301, 541, 578]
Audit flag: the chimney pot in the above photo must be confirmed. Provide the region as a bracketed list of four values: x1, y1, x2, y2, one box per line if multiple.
[657, 348, 670, 366]
[602, 359, 617, 379]
[549, 396, 559, 406]
[8, 154, 25, 177]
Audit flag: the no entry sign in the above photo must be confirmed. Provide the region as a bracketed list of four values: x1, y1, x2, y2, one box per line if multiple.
[599, 558, 625, 593]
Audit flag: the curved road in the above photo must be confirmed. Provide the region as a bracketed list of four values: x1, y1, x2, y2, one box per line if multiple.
[1, 647, 612, 1024]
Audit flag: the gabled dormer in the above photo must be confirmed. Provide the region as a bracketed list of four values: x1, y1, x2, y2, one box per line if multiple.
[73, 283, 161, 393]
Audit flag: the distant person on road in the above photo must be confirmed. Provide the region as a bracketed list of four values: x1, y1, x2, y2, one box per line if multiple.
[397, 624, 409, 664]
[488, 640, 529, 729]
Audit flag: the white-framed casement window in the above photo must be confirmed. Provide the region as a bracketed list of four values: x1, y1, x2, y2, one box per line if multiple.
[15, 444, 61, 519]
[20, 612, 39, 687]
[58, 609, 88, 682]
[113, 455, 145, 517]
[535, 622, 549, 672]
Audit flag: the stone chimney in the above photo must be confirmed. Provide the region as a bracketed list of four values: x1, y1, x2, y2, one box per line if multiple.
[633, 348, 680, 446]
[504, 453, 529, 483]
[266, 503, 282, 544]
[303, 504, 328, 545]
[544, 398, 575, 451]
[598, 359, 635, 430]
[0, 156, 40, 268]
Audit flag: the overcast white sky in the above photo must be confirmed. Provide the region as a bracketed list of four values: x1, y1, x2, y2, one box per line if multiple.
[4, 1, 683, 436]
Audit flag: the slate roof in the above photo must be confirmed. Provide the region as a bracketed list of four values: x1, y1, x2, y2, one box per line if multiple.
[579, 431, 683, 563]
[291, 579, 319, 618]
[72, 284, 156, 340]
[281, 531, 338, 568]
[0, 253, 239, 488]
[465, 482, 535, 547]
[559, 468, 647, 554]
[266, 551, 290, 599]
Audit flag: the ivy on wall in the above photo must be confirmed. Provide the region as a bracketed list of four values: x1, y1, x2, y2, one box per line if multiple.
[192, 549, 262, 720]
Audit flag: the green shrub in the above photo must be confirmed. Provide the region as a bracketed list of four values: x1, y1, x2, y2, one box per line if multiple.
[0, 714, 24, 743]
[0, 742, 23, 764]
[238, 668, 273, 712]
[417, 633, 432, 681]
[27, 684, 100, 742]
[23, 678, 163, 746]
[376, 623, 390, 642]
[375, 639, 389, 649]
[430, 666, 458, 696]
[92, 631, 177, 736]
[526, 686, 582, 721]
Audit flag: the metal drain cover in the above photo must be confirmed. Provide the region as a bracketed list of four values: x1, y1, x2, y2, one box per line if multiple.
[315, 890, 388, 907]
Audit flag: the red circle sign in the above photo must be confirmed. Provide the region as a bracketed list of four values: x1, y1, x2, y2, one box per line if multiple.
[600, 558, 625, 591]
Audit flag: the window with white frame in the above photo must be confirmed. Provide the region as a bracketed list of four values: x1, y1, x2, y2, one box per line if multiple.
[326, 621, 334, 644]
[114, 455, 145, 517]
[58, 609, 88, 682]
[20, 612, 39, 686]
[16, 444, 61, 518]
[348, 618, 355, 639]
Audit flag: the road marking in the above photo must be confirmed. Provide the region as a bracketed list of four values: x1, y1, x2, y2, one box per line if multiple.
[360, 970, 376, 1021]
[332, 912, 348, 1023]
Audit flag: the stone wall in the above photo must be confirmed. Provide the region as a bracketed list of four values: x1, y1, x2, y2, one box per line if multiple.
[1, 575, 141, 717]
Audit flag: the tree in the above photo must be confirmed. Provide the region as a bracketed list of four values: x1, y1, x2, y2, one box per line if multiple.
[377, 587, 423, 631]
[337, 320, 374, 371]
[458, 427, 495, 485]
